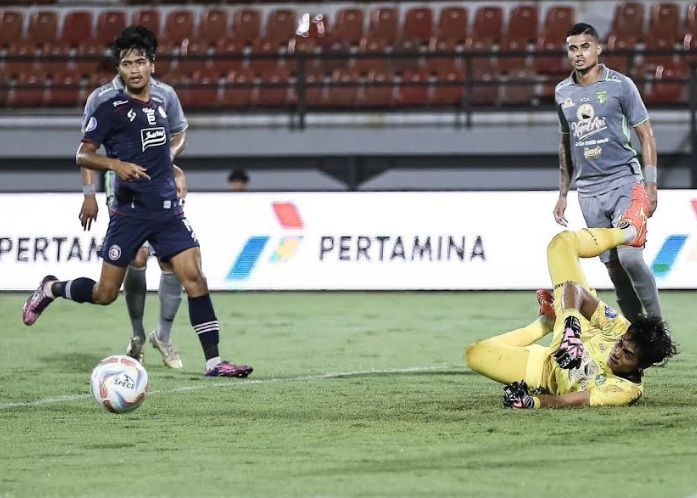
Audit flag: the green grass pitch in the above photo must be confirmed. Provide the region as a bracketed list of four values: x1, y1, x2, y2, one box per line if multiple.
[1, 291, 696, 498]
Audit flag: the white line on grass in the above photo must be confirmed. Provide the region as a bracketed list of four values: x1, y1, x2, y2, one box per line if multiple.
[0, 364, 454, 411]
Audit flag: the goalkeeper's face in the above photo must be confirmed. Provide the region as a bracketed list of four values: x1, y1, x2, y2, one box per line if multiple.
[608, 335, 640, 374]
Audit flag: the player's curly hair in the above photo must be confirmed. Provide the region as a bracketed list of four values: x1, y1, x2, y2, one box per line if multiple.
[626, 315, 678, 368]
[109, 25, 158, 65]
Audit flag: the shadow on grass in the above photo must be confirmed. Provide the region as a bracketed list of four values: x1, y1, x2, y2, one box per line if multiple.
[38, 352, 105, 373]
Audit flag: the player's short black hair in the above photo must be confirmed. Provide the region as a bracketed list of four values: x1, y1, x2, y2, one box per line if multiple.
[110, 25, 158, 65]
[566, 23, 600, 41]
[625, 315, 678, 368]
[228, 169, 250, 183]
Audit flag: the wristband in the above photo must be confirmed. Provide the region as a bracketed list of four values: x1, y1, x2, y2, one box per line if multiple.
[82, 184, 96, 195]
[644, 165, 657, 184]
[532, 396, 541, 409]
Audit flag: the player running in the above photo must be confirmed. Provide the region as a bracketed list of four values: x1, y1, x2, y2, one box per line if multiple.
[22, 26, 252, 378]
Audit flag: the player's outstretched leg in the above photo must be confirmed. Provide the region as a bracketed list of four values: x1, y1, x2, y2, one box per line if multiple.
[22, 275, 58, 325]
[22, 275, 99, 325]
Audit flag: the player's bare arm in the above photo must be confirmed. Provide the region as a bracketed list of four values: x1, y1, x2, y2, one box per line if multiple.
[554, 134, 573, 226]
[170, 131, 187, 160]
[79, 167, 98, 231]
[173, 164, 187, 201]
[76, 141, 151, 181]
[634, 120, 658, 217]
[536, 390, 591, 408]
[561, 281, 601, 321]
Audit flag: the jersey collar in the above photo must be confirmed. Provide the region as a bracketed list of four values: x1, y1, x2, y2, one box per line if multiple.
[570, 63, 608, 86]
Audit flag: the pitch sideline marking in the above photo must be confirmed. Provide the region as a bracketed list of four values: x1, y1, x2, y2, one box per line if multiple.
[0, 365, 455, 411]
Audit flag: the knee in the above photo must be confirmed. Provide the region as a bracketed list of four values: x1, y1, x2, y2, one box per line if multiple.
[95, 285, 119, 305]
[131, 247, 150, 268]
[547, 230, 574, 258]
[181, 271, 208, 296]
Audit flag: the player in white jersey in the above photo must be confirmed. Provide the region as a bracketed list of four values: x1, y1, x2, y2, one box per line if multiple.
[78, 25, 188, 369]
[553, 23, 661, 323]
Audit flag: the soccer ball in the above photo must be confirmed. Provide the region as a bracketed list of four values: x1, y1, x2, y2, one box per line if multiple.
[89, 355, 149, 414]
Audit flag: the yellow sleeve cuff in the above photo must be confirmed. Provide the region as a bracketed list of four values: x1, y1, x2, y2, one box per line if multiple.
[532, 396, 541, 409]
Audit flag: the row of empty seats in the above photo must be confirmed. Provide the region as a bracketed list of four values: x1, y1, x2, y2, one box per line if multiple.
[0, 63, 686, 109]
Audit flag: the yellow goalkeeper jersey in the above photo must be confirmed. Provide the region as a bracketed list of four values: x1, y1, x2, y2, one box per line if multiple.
[541, 301, 644, 407]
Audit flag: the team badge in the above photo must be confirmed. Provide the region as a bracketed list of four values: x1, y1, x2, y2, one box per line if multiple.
[562, 98, 575, 108]
[604, 305, 618, 318]
[595, 374, 607, 386]
[596, 91, 607, 104]
[85, 117, 97, 132]
[108, 245, 122, 261]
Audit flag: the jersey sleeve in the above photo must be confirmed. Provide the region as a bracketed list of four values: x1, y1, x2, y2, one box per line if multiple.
[619, 76, 650, 127]
[557, 103, 570, 134]
[164, 86, 188, 135]
[81, 89, 99, 133]
[587, 300, 631, 340]
[589, 377, 642, 407]
[82, 101, 115, 147]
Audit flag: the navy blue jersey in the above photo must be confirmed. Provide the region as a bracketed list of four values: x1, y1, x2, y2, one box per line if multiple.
[82, 93, 181, 219]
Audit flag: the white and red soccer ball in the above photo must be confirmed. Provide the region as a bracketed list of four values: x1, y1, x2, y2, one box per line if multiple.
[90, 355, 149, 414]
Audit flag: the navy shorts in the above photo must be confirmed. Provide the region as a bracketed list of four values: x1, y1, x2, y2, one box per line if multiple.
[99, 212, 200, 267]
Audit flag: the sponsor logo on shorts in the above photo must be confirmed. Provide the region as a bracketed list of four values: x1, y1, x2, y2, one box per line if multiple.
[108, 244, 122, 261]
[141, 127, 166, 151]
[604, 305, 618, 319]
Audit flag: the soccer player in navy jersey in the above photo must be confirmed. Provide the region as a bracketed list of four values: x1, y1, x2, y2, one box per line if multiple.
[78, 26, 188, 370]
[22, 26, 253, 378]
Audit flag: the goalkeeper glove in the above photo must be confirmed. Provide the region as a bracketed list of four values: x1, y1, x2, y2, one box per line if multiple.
[503, 380, 535, 409]
[554, 315, 584, 370]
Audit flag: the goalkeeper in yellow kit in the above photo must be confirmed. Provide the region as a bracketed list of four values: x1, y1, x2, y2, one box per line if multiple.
[465, 196, 677, 408]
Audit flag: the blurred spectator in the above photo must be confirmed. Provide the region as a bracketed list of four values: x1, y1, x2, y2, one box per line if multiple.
[228, 169, 250, 191]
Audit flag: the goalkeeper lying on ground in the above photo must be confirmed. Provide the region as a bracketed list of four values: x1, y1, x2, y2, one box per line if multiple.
[464, 200, 677, 409]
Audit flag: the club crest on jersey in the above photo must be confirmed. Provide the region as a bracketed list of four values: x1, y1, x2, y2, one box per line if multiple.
[596, 91, 607, 104]
[604, 305, 618, 319]
[141, 127, 166, 151]
[85, 117, 97, 132]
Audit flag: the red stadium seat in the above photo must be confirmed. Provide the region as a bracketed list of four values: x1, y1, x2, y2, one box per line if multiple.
[501, 68, 536, 105]
[164, 10, 195, 45]
[643, 34, 679, 71]
[436, 6, 468, 44]
[222, 69, 255, 107]
[429, 68, 465, 106]
[95, 11, 126, 46]
[396, 69, 430, 106]
[198, 8, 229, 46]
[6, 41, 42, 78]
[425, 37, 462, 75]
[356, 36, 390, 74]
[533, 36, 568, 75]
[248, 37, 282, 74]
[187, 69, 221, 108]
[392, 38, 421, 73]
[333, 8, 364, 45]
[214, 36, 244, 74]
[47, 71, 82, 107]
[358, 69, 394, 107]
[0, 11, 24, 48]
[231, 8, 261, 45]
[131, 10, 161, 38]
[300, 13, 331, 43]
[60, 11, 93, 46]
[317, 39, 349, 74]
[10, 72, 47, 107]
[154, 40, 176, 77]
[644, 63, 686, 104]
[297, 71, 326, 107]
[0, 75, 10, 107]
[603, 34, 638, 74]
[498, 35, 529, 74]
[470, 70, 498, 106]
[472, 6, 503, 42]
[368, 7, 399, 46]
[325, 68, 360, 107]
[73, 42, 107, 77]
[286, 36, 317, 74]
[42, 41, 72, 77]
[648, 3, 681, 41]
[507, 5, 538, 42]
[610, 2, 645, 38]
[178, 39, 212, 74]
[255, 69, 292, 107]
[27, 10, 58, 46]
[265, 9, 297, 44]
[465, 37, 497, 75]
[402, 7, 433, 46]
[542, 6, 575, 39]
[685, 3, 697, 36]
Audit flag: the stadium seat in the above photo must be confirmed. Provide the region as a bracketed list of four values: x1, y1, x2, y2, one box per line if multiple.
[95, 11, 126, 46]
[296, 71, 326, 107]
[154, 40, 176, 76]
[73, 42, 107, 77]
[429, 68, 465, 106]
[222, 69, 255, 107]
[248, 36, 282, 74]
[533, 36, 568, 75]
[368, 7, 399, 46]
[10, 71, 46, 107]
[603, 34, 638, 74]
[648, 3, 681, 41]
[402, 7, 433, 46]
[542, 6, 575, 39]
[470, 71, 499, 106]
[47, 71, 82, 107]
[610, 2, 645, 38]
[332, 8, 364, 46]
[358, 69, 394, 107]
[0, 11, 24, 48]
[471, 6, 503, 43]
[501, 68, 536, 105]
[287, 36, 318, 74]
[60, 11, 93, 46]
[643, 34, 679, 71]
[392, 38, 421, 73]
[265, 9, 297, 44]
[0, 75, 10, 107]
[164, 10, 195, 45]
[131, 9, 161, 39]
[396, 68, 430, 106]
[685, 3, 697, 36]
[425, 37, 462, 75]
[198, 8, 229, 46]
[299, 13, 331, 42]
[214, 36, 244, 74]
[325, 68, 360, 107]
[178, 39, 211, 74]
[435, 6, 468, 44]
[644, 63, 687, 104]
[42, 41, 71, 77]
[6, 41, 41, 78]
[317, 39, 349, 74]
[356, 36, 390, 74]
[255, 69, 292, 107]
[231, 8, 261, 45]
[465, 37, 497, 75]
[506, 5, 538, 43]
[88, 71, 114, 88]
[498, 35, 529, 74]
[187, 69, 221, 108]
[27, 10, 58, 46]
[684, 32, 697, 63]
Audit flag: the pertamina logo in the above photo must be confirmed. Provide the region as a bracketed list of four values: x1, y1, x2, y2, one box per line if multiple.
[650, 199, 697, 277]
[228, 202, 303, 280]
